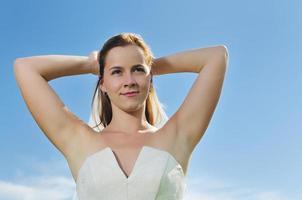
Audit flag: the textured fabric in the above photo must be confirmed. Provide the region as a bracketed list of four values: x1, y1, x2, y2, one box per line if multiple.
[75, 145, 187, 200]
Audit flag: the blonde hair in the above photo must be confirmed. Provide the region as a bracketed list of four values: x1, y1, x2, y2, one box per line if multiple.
[90, 32, 168, 131]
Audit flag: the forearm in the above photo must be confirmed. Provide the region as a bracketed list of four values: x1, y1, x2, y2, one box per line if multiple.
[14, 55, 92, 81]
[151, 45, 228, 75]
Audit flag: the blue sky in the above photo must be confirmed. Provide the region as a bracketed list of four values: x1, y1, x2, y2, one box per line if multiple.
[1, 0, 301, 199]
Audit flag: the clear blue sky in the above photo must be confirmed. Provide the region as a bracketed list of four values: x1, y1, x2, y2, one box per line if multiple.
[1, 0, 301, 199]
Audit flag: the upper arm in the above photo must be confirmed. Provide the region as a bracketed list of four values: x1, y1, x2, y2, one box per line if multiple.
[13, 59, 87, 156]
[170, 46, 228, 151]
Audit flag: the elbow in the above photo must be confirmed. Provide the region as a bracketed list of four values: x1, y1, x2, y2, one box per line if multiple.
[13, 57, 33, 73]
[13, 58, 25, 80]
[13, 58, 23, 73]
[221, 45, 229, 63]
[13, 58, 31, 76]
[13, 58, 26, 69]
[215, 45, 229, 68]
[217, 45, 229, 60]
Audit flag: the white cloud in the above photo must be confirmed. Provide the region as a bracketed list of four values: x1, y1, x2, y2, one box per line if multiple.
[1, 156, 297, 200]
[0, 176, 75, 200]
[183, 176, 292, 200]
[0, 174, 296, 200]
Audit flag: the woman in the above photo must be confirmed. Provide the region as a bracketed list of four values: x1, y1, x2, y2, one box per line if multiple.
[14, 32, 228, 200]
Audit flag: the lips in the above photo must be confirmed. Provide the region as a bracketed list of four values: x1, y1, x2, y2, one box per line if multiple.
[121, 91, 139, 95]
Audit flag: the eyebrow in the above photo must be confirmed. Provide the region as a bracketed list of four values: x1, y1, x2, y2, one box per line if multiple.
[109, 64, 146, 71]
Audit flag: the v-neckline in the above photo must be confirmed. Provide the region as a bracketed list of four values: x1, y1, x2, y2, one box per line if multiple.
[107, 145, 146, 180]
[76, 145, 185, 184]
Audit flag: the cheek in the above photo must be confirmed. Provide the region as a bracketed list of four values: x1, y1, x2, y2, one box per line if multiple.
[139, 80, 151, 93]
[102, 78, 121, 93]
[109, 82, 123, 94]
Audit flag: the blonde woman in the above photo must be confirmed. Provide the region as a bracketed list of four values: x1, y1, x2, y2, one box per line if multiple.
[14, 32, 228, 200]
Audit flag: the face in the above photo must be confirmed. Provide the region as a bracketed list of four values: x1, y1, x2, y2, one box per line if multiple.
[100, 45, 152, 112]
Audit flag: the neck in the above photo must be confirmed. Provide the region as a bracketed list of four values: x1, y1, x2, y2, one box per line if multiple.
[105, 103, 154, 134]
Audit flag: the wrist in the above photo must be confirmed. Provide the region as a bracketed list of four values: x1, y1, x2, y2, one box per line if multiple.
[87, 51, 100, 76]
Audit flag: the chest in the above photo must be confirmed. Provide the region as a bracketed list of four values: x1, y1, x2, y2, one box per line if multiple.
[69, 129, 190, 182]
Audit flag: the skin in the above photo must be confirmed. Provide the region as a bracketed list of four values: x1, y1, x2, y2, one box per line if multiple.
[14, 43, 228, 181]
[99, 45, 155, 135]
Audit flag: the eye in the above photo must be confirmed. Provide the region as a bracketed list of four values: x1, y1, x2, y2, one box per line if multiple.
[111, 70, 121, 75]
[134, 67, 146, 73]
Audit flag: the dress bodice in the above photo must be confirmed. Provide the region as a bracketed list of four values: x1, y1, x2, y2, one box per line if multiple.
[75, 145, 187, 200]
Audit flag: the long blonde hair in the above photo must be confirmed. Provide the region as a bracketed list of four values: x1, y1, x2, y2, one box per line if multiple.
[90, 33, 168, 131]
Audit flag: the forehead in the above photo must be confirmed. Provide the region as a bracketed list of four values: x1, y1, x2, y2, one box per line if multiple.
[105, 45, 146, 67]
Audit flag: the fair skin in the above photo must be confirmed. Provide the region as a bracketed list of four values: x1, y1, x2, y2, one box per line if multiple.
[99, 45, 155, 135]
[13, 43, 228, 182]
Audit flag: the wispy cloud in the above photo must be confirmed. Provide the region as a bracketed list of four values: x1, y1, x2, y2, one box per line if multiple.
[184, 176, 293, 200]
[0, 176, 75, 200]
[1, 157, 297, 200]
[1, 174, 294, 200]
[0, 156, 76, 200]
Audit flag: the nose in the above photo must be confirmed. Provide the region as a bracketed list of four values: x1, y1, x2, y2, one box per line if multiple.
[123, 73, 137, 87]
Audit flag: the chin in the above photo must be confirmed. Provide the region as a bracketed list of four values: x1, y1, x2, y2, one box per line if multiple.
[123, 103, 144, 112]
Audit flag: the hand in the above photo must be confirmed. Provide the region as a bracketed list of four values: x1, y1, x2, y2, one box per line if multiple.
[88, 51, 100, 76]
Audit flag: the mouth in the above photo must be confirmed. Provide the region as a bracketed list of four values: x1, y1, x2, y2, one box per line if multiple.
[121, 91, 139, 97]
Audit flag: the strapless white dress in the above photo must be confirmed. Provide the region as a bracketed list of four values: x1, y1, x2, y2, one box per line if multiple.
[74, 145, 187, 200]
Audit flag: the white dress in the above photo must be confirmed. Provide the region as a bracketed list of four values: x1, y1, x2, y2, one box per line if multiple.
[75, 145, 187, 200]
